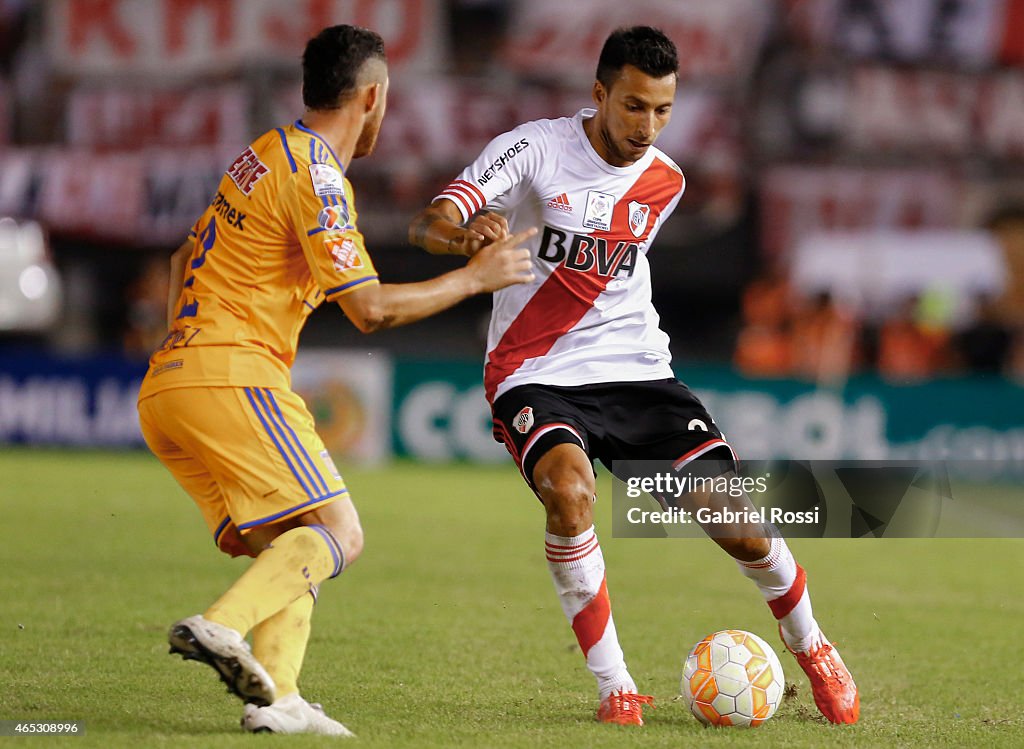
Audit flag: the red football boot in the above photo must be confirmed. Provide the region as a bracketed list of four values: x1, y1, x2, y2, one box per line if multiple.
[596, 689, 655, 726]
[782, 627, 860, 724]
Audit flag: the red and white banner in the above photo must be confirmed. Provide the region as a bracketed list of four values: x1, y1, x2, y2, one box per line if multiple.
[67, 84, 250, 149]
[0, 146, 231, 244]
[0, 75, 747, 244]
[273, 75, 746, 227]
[46, 0, 444, 76]
[37, 151, 146, 239]
[271, 77, 743, 176]
[799, 0, 1023, 68]
[504, 0, 772, 83]
[310, 79, 586, 170]
[760, 166, 963, 258]
[843, 68, 1024, 160]
[141, 145, 242, 241]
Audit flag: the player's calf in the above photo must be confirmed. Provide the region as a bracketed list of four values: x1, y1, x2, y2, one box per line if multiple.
[714, 534, 771, 563]
[734, 535, 860, 724]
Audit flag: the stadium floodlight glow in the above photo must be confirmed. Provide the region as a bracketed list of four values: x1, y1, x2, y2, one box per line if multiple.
[19, 265, 48, 301]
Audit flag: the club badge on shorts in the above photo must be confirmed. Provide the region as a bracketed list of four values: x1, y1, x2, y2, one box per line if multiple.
[514, 406, 535, 434]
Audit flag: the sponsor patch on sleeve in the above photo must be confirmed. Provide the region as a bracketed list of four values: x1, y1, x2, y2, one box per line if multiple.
[226, 146, 270, 195]
[317, 203, 352, 231]
[309, 163, 346, 197]
[324, 235, 364, 272]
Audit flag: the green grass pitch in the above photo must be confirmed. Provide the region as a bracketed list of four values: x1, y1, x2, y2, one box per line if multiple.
[1, 449, 1022, 748]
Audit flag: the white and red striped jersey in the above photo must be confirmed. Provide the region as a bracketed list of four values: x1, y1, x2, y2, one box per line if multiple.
[435, 109, 685, 402]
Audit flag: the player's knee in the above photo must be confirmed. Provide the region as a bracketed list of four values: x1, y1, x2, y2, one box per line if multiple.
[537, 471, 595, 535]
[722, 535, 771, 562]
[311, 519, 364, 568]
[302, 498, 364, 568]
[331, 520, 364, 567]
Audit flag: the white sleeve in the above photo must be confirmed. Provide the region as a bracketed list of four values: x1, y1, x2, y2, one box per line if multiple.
[434, 122, 541, 222]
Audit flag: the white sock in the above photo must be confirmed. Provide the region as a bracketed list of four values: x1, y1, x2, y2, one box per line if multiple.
[545, 526, 635, 699]
[737, 536, 821, 653]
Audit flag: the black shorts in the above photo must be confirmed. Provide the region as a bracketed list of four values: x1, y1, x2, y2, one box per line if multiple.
[491, 378, 737, 490]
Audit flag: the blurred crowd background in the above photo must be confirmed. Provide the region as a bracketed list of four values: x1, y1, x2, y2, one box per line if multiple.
[2, 0, 1024, 466]
[2, 0, 1024, 382]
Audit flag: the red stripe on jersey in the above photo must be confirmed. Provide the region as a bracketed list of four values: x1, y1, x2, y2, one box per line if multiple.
[442, 181, 482, 217]
[447, 181, 480, 210]
[484, 158, 683, 401]
[454, 179, 486, 211]
[571, 576, 611, 657]
[439, 187, 473, 218]
[768, 564, 807, 619]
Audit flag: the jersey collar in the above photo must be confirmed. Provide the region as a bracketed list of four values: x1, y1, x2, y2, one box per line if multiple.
[573, 108, 654, 176]
[294, 119, 346, 174]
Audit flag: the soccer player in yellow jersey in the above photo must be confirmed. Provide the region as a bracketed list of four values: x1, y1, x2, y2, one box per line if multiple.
[137, 25, 534, 736]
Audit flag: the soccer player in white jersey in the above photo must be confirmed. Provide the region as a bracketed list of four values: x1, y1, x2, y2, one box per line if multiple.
[409, 26, 859, 726]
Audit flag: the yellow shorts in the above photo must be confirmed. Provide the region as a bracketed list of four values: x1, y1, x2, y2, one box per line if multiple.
[138, 386, 347, 553]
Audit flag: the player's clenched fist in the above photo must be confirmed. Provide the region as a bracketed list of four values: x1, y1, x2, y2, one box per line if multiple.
[451, 211, 511, 257]
[467, 228, 536, 292]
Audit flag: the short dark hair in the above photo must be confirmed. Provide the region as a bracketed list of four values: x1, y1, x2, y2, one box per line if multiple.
[302, 25, 386, 110]
[596, 26, 678, 89]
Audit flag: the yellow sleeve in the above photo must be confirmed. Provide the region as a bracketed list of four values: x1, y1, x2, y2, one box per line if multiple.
[279, 169, 379, 301]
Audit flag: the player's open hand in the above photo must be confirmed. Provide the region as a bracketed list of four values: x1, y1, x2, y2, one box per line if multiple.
[467, 228, 537, 293]
[452, 211, 510, 257]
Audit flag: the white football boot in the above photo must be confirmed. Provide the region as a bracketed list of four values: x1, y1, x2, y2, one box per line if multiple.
[168, 614, 275, 707]
[242, 694, 356, 737]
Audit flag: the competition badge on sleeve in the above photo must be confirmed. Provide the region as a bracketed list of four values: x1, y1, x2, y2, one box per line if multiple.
[308, 163, 345, 197]
[583, 190, 615, 231]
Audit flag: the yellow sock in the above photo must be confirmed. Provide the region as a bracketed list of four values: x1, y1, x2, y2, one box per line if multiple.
[205, 524, 343, 636]
[252, 592, 314, 698]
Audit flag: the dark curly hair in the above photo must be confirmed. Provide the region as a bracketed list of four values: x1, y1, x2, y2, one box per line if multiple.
[302, 25, 387, 110]
[596, 26, 678, 88]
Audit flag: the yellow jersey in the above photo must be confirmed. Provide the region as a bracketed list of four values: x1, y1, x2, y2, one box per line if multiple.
[139, 120, 379, 397]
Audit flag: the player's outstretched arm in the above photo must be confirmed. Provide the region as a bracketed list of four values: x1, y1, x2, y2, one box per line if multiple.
[408, 199, 509, 257]
[166, 239, 194, 327]
[339, 228, 536, 333]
